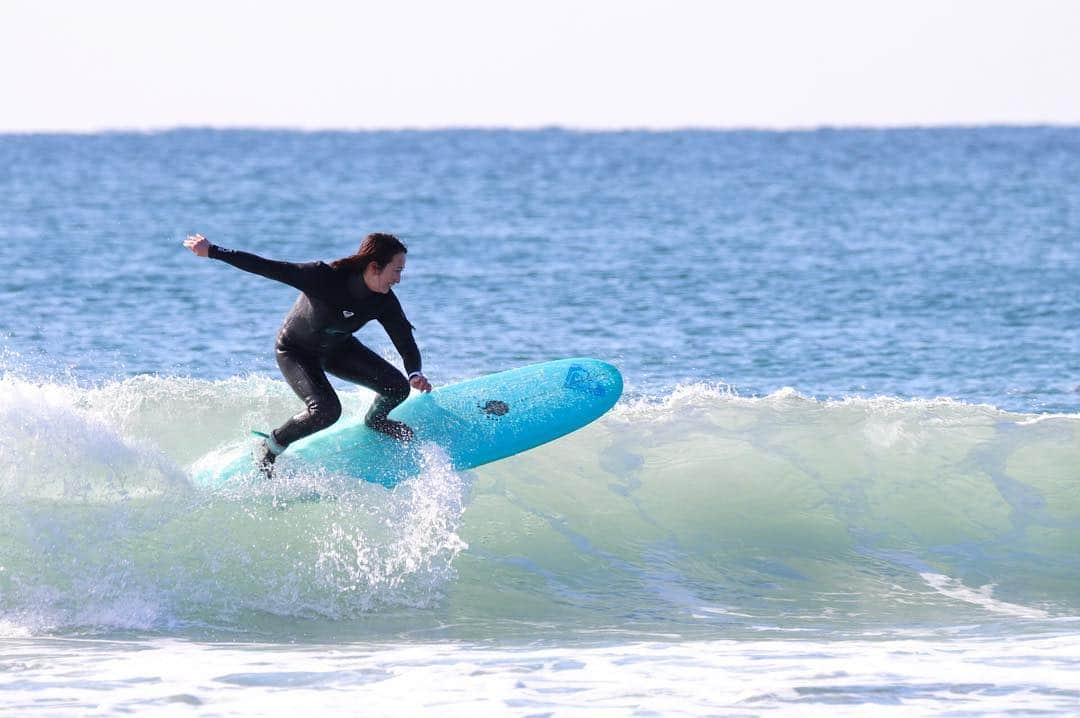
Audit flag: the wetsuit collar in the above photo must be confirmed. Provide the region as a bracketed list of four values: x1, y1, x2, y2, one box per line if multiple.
[346, 271, 375, 299]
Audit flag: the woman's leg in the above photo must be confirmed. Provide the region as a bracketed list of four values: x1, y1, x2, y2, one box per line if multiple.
[272, 346, 343, 449]
[323, 338, 413, 440]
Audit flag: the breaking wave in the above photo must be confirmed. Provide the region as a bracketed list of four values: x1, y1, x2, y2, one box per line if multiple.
[1, 373, 1078, 637]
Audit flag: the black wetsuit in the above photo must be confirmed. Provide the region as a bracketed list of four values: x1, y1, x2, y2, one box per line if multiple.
[208, 245, 421, 449]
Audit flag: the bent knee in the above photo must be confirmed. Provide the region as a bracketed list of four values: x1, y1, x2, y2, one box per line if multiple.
[384, 375, 411, 403]
[307, 395, 342, 429]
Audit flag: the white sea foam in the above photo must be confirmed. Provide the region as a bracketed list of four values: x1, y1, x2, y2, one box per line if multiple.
[5, 634, 1080, 716]
[920, 572, 1050, 620]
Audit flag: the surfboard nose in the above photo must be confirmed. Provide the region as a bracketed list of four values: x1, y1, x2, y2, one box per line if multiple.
[562, 358, 623, 407]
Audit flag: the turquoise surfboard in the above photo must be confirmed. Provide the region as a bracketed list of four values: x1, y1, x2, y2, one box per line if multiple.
[191, 358, 623, 489]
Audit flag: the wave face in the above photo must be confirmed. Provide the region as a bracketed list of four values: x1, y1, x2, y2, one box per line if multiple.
[2, 373, 1078, 638]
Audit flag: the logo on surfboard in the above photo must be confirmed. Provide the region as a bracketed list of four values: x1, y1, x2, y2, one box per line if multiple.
[564, 365, 608, 396]
[479, 399, 510, 418]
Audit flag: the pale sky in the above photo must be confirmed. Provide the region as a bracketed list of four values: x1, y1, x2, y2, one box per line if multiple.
[2, 0, 1078, 132]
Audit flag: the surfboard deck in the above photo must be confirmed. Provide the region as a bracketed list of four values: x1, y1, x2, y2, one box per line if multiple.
[191, 357, 623, 489]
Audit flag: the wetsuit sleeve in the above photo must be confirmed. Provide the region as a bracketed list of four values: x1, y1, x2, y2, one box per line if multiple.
[206, 244, 327, 295]
[378, 291, 422, 377]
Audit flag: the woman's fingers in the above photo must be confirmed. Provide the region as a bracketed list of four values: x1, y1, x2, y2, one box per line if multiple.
[183, 234, 209, 256]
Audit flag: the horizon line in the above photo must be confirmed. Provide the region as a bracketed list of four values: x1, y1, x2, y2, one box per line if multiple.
[2, 121, 1079, 137]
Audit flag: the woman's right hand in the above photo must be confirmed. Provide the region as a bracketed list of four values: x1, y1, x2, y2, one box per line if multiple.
[183, 234, 210, 257]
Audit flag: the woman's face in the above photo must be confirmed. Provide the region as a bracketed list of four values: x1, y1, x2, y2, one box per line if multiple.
[366, 252, 406, 293]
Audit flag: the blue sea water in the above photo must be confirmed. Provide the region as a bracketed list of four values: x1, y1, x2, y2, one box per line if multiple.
[1, 128, 1079, 715]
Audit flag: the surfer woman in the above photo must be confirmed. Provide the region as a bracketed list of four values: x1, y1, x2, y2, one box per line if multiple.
[183, 232, 432, 474]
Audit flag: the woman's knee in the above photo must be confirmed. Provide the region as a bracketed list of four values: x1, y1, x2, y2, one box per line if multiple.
[384, 374, 410, 404]
[306, 393, 342, 429]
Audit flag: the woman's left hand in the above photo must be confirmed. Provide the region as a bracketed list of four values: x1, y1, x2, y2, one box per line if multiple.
[410, 373, 432, 393]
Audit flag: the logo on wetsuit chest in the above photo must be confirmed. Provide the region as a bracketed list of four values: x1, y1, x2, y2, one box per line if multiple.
[342, 310, 355, 318]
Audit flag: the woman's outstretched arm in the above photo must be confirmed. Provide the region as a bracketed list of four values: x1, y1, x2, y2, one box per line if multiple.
[183, 233, 328, 294]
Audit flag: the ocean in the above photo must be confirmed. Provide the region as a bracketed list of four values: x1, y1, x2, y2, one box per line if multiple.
[1, 127, 1078, 715]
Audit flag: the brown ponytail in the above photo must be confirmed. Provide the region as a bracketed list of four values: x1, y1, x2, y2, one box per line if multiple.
[331, 233, 408, 273]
